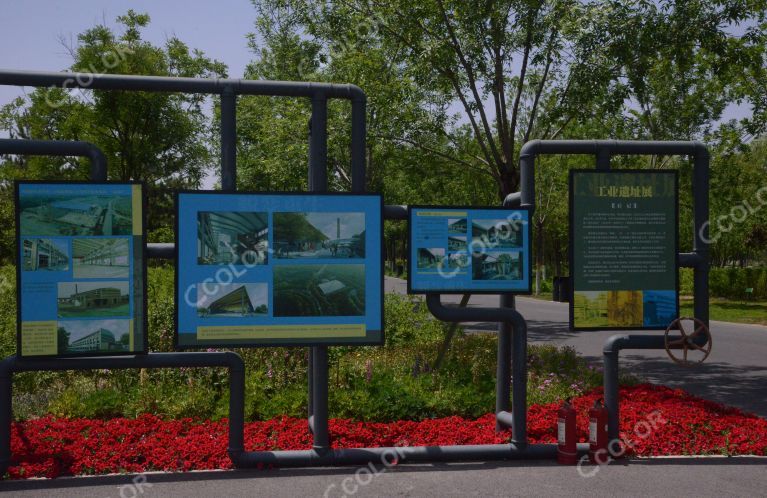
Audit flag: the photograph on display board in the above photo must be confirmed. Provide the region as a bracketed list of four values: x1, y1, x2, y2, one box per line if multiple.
[471, 251, 523, 280]
[18, 191, 133, 236]
[448, 252, 469, 269]
[21, 238, 69, 272]
[72, 238, 129, 278]
[273, 212, 365, 259]
[273, 264, 365, 317]
[416, 248, 445, 270]
[447, 218, 467, 234]
[57, 319, 132, 355]
[197, 212, 268, 265]
[196, 282, 268, 317]
[471, 218, 523, 249]
[57, 281, 130, 318]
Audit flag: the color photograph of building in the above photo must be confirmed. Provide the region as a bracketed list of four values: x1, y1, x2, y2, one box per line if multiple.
[471, 219, 523, 249]
[19, 193, 133, 236]
[607, 290, 644, 327]
[58, 319, 131, 354]
[57, 281, 130, 318]
[197, 212, 269, 265]
[273, 264, 365, 317]
[643, 290, 678, 327]
[416, 248, 445, 270]
[448, 252, 469, 269]
[21, 238, 69, 271]
[471, 251, 523, 280]
[73, 238, 129, 278]
[448, 236, 467, 251]
[273, 212, 365, 258]
[447, 218, 467, 234]
[196, 283, 268, 317]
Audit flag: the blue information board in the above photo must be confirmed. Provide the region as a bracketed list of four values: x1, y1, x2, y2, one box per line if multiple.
[175, 192, 383, 347]
[15, 181, 146, 357]
[408, 206, 532, 294]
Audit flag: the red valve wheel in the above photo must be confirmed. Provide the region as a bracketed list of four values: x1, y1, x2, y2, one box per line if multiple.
[664, 317, 712, 366]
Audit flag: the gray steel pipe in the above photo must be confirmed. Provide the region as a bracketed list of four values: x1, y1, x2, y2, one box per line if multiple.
[0, 352, 246, 477]
[0, 138, 107, 181]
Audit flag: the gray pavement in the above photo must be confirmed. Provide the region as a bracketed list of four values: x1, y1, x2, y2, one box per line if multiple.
[386, 276, 767, 417]
[2, 457, 766, 497]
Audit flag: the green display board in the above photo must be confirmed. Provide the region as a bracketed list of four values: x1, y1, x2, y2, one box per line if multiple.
[569, 170, 678, 330]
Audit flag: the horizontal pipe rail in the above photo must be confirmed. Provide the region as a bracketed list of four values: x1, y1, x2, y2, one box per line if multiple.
[0, 352, 246, 477]
[0, 138, 107, 181]
[0, 69, 366, 101]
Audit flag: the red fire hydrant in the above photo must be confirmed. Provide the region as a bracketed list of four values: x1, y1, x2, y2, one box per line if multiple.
[588, 398, 609, 464]
[557, 398, 577, 464]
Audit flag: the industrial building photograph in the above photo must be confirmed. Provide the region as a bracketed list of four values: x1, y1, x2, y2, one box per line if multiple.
[471, 218, 523, 249]
[448, 252, 469, 269]
[273, 212, 365, 258]
[447, 236, 467, 251]
[416, 248, 445, 270]
[57, 281, 130, 318]
[19, 192, 133, 236]
[471, 251, 523, 280]
[72, 238, 130, 278]
[197, 211, 269, 265]
[447, 218, 467, 234]
[21, 238, 69, 272]
[57, 319, 131, 354]
[196, 283, 268, 317]
[273, 264, 365, 317]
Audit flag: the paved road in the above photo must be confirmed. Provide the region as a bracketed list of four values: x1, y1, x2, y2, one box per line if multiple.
[386, 277, 767, 417]
[2, 457, 766, 497]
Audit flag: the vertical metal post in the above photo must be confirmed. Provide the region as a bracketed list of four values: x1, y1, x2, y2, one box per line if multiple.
[604, 349, 620, 440]
[228, 363, 245, 456]
[220, 87, 237, 191]
[495, 296, 512, 432]
[0, 368, 11, 476]
[350, 97, 366, 193]
[510, 296, 527, 446]
[308, 94, 330, 451]
[596, 148, 611, 170]
[692, 148, 710, 326]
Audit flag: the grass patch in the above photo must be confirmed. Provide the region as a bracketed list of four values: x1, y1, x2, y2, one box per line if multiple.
[681, 297, 767, 325]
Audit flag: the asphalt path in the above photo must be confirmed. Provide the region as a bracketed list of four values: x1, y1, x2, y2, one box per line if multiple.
[385, 277, 767, 417]
[3, 458, 766, 497]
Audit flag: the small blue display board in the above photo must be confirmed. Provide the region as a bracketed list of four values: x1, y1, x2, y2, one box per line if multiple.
[15, 181, 146, 357]
[408, 206, 532, 294]
[175, 191, 383, 347]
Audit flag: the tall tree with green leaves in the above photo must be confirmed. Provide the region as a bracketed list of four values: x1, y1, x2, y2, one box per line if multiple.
[0, 10, 227, 236]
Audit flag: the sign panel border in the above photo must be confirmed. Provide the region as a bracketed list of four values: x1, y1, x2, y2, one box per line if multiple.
[568, 169, 680, 331]
[173, 190, 385, 349]
[14, 180, 149, 358]
[407, 205, 533, 295]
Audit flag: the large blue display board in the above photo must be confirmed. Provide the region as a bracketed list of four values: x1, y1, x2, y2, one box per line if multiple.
[15, 181, 146, 357]
[408, 206, 532, 294]
[175, 192, 383, 347]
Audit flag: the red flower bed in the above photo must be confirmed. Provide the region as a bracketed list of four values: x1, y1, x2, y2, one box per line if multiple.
[7, 384, 767, 479]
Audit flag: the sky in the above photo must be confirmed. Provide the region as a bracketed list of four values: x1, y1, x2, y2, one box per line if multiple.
[306, 212, 365, 239]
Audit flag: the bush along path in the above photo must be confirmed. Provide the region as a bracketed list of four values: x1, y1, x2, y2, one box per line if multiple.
[6, 384, 767, 479]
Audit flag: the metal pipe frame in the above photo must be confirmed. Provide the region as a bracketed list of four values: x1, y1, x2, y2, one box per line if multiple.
[0, 352, 246, 477]
[513, 139, 709, 441]
[0, 138, 107, 181]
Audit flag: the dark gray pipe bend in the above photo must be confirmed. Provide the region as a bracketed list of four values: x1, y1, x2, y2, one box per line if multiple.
[0, 138, 107, 181]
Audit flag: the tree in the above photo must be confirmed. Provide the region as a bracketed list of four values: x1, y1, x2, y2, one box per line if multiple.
[0, 11, 227, 235]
